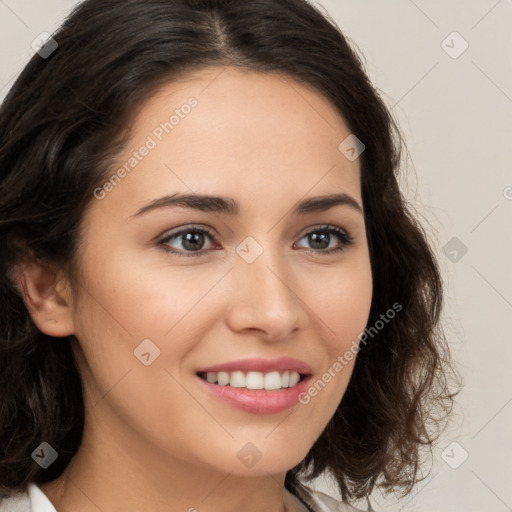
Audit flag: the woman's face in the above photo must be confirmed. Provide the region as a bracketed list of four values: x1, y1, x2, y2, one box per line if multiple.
[65, 66, 373, 477]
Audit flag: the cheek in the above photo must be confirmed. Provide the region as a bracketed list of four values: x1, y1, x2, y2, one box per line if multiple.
[69, 245, 231, 415]
[74, 243, 223, 342]
[308, 255, 373, 352]
[298, 255, 372, 406]
[69, 255, 212, 454]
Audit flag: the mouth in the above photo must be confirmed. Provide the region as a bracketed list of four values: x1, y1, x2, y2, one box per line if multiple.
[196, 370, 308, 391]
[194, 357, 313, 413]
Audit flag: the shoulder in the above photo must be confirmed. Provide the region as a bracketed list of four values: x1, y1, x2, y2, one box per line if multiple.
[307, 489, 367, 512]
[0, 490, 30, 512]
[0, 483, 56, 512]
[290, 484, 369, 512]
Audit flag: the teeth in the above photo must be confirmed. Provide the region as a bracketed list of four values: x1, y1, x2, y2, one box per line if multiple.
[206, 372, 217, 383]
[230, 371, 245, 388]
[289, 371, 300, 387]
[200, 370, 302, 390]
[217, 371, 229, 386]
[264, 371, 282, 390]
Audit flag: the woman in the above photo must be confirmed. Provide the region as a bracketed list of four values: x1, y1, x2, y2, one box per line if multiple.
[0, 0, 457, 511]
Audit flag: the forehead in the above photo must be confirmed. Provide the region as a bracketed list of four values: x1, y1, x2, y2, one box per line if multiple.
[140, 66, 355, 149]
[92, 66, 363, 221]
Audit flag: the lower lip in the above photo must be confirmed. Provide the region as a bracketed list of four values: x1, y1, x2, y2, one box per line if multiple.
[196, 375, 312, 414]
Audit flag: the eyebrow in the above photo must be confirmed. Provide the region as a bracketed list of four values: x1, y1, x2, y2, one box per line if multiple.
[132, 192, 363, 218]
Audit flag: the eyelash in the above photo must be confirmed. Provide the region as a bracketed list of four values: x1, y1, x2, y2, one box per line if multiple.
[158, 224, 355, 258]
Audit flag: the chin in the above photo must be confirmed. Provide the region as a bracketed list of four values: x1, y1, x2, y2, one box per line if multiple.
[206, 437, 313, 477]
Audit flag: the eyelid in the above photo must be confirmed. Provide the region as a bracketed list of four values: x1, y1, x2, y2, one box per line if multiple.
[158, 224, 217, 250]
[157, 223, 355, 257]
[294, 224, 355, 251]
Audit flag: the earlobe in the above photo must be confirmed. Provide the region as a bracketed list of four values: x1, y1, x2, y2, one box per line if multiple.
[11, 260, 75, 338]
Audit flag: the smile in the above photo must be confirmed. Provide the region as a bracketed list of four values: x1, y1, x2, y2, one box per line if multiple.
[197, 370, 304, 390]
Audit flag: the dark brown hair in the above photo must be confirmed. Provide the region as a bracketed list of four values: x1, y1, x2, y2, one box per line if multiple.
[0, 0, 458, 505]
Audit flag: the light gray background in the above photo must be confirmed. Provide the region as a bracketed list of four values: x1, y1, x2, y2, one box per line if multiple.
[1, 1, 511, 511]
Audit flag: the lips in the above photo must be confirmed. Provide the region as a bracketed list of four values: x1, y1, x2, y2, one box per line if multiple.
[195, 357, 313, 414]
[196, 357, 312, 375]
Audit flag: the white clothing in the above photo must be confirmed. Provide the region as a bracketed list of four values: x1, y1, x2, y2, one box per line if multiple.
[0, 482, 367, 512]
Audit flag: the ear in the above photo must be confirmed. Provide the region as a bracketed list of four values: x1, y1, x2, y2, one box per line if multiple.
[11, 260, 75, 337]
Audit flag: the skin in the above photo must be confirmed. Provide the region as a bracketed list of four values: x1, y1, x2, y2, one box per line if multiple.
[18, 66, 373, 512]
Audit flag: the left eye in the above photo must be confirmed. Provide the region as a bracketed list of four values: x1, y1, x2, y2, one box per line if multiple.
[294, 226, 354, 254]
[158, 225, 354, 257]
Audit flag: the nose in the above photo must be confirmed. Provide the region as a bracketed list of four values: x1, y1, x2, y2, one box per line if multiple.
[225, 248, 304, 342]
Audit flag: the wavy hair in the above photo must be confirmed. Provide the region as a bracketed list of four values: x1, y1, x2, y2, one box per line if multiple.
[0, 0, 458, 504]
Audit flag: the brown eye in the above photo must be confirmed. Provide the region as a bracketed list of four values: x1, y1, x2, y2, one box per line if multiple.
[159, 226, 216, 257]
[295, 225, 354, 255]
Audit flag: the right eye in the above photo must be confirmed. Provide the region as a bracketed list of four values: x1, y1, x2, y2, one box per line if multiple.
[158, 226, 218, 257]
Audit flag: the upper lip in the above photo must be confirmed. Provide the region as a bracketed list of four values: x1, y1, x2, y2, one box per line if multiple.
[196, 357, 312, 375]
